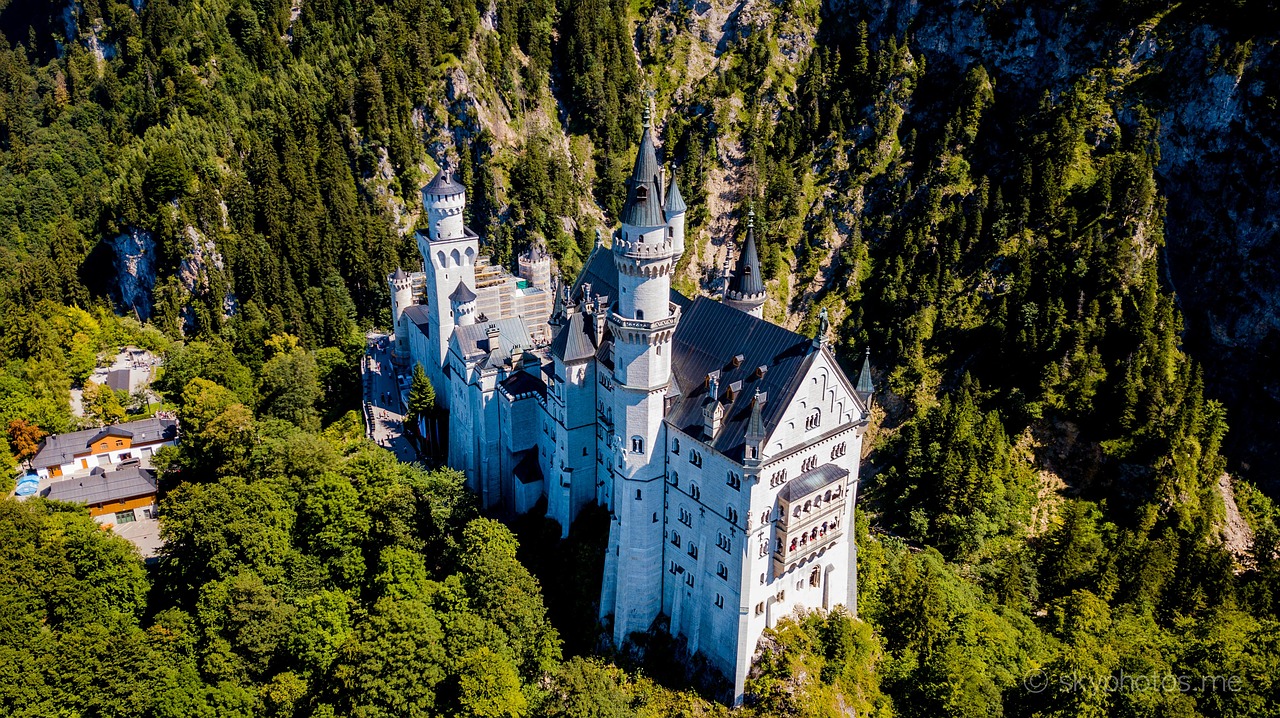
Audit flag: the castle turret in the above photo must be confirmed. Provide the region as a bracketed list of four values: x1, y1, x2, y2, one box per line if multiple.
[665, 169, 687, 258]
[601, 105, 681, 648]
[517, 245, 553, 291]
[450, 280, 478, 327]
[724, 210, 767, 318]
[388, 267, 414, 365]
[418, 168, 479, 392]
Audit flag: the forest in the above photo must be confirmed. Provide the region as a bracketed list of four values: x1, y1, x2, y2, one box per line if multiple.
[2, 0, 1279, 716]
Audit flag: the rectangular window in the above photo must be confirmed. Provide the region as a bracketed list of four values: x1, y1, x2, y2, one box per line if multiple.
[115, 509, 137, 524]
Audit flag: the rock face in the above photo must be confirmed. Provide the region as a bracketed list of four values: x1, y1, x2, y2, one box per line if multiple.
[841, 0, 1280, 487]
[109, 227, 156, 321]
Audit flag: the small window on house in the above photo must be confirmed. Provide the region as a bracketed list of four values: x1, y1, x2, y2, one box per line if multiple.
[636, 309, 644, 320]
[690, 484, 700, 500]
[718, 533, 731, 552]
[810, 567, 822, 587]
[727, 507, 739, 524]
[583, 446, 589, 456]
[653, 512, 658, 523]
[670, 471, 679, 487]
[672, 532, 682, 547]
[685, 572, 695, 587]
[726, 472, 741, 490]
[679, 508, 692, 526]
[635, 489, 642, 500]
[759, 573, 766, 585]
[115, 510, 136, 524]
[805, 409, 821, 431]
[717, 562, 728, 580]
[672, 438, 680, 454]
[688, 543, 698, 559]
[755, 602, 765, 616]
[631, 436, 644, 453]
[715, 593, 724, 608]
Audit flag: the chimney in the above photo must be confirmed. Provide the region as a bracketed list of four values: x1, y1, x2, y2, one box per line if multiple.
[702, 373, 723, 439]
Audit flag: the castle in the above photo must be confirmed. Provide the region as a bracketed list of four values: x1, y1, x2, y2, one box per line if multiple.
[388, 112, 872, 702]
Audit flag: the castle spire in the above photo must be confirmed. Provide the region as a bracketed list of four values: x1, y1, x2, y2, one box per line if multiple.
[856, 347, 874, 398]
[723, 207, 767, 317]
[620, 102, 664, 228]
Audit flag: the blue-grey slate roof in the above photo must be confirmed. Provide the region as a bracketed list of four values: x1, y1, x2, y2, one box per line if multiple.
[666, 175, 687, 214]
[619, 126, 666, 228]
[450, 281, 477, 304]
[43, 465, 158, 506]
[728, 225, 765, 296]
[423, 170, 465, 197]
[450, 319, 532, 362]
[779, 464, 848, 502]
[667, 297, 817, 459]
[403, 304, 432, 331]
[33, 417, 177, 469]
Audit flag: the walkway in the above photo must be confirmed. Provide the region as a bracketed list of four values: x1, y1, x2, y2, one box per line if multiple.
[362, 332, 418, 463]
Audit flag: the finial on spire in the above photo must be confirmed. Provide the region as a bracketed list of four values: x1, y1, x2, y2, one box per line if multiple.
[595, 227, 603, 247]
[748, 206, 755, 229]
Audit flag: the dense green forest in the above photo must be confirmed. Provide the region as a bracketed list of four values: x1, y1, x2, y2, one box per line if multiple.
[2, 0, 1280, 716]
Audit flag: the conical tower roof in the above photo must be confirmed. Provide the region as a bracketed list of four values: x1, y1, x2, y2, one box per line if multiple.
[728, 212, 764, 296]
[665, 170, 687, 214]
[619, 109, 666, 228]
[856, 348, 874, 397]
[449, 280, 477, 304]
[423, 169, 465, 197]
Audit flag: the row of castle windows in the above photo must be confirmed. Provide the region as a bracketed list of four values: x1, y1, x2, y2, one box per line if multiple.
[434, 247, 476, 268]
[791, 487, 843, 518]
[781, 518, 839, 553]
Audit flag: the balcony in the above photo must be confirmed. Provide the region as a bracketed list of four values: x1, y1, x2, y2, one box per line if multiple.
[771, 464, 848, 574]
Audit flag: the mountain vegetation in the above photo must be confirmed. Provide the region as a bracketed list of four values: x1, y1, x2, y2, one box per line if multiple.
[2, 0, 1279, 716]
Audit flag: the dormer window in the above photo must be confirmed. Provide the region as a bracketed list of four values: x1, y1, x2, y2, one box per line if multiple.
[636, 185, 649, 201]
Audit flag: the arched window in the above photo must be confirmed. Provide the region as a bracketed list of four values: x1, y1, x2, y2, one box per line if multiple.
[670, 471, 679, 487]
[690, 483, 700, 501]
[636, 309, 644, 320]
[727, 506, 738, 524]
[805, 408, 821, 431]
[672, 438, 680, 454]
[631, 436, 644, 453]
[761, 509, 771, 524]
[635, 489, 642, 500]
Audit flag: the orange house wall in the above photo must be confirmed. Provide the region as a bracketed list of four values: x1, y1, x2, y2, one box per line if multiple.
[88, 494, 155, 518]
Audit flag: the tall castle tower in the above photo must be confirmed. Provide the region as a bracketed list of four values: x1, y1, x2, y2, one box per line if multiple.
[724, 210, 767, 318]
[601, 108, 682, 646]
[388, 267, 414, 365]
[419, 169, 478, 384]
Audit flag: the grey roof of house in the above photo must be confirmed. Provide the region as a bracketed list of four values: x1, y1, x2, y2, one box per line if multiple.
[499, 370, 547, 399]
[450, 319, 533, 362]
[728, 225, 765, 296]
[403, 304, 432, 331]
[550, 311, 602, 363]
[667, 297, 817, 459]
[43, 465, 158, 507]
[449, 281, 477, 304]
[106, 368, 133, 392]
[779, 464, 849, 502]
[666, 174, 687, 214]
[33, 417, 178, 469]
[572, 242, 691, 314]
[423, 170, 465, 197]
[620, 125, 667, 228]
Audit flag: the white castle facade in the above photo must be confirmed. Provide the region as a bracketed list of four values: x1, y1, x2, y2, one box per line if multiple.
[388, 115, 873, 702]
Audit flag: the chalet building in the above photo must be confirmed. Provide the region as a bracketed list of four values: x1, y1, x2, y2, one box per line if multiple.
[29, 416, 178, 480]
[387, 109, 874, 703]
[42, 463, 159, 526]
